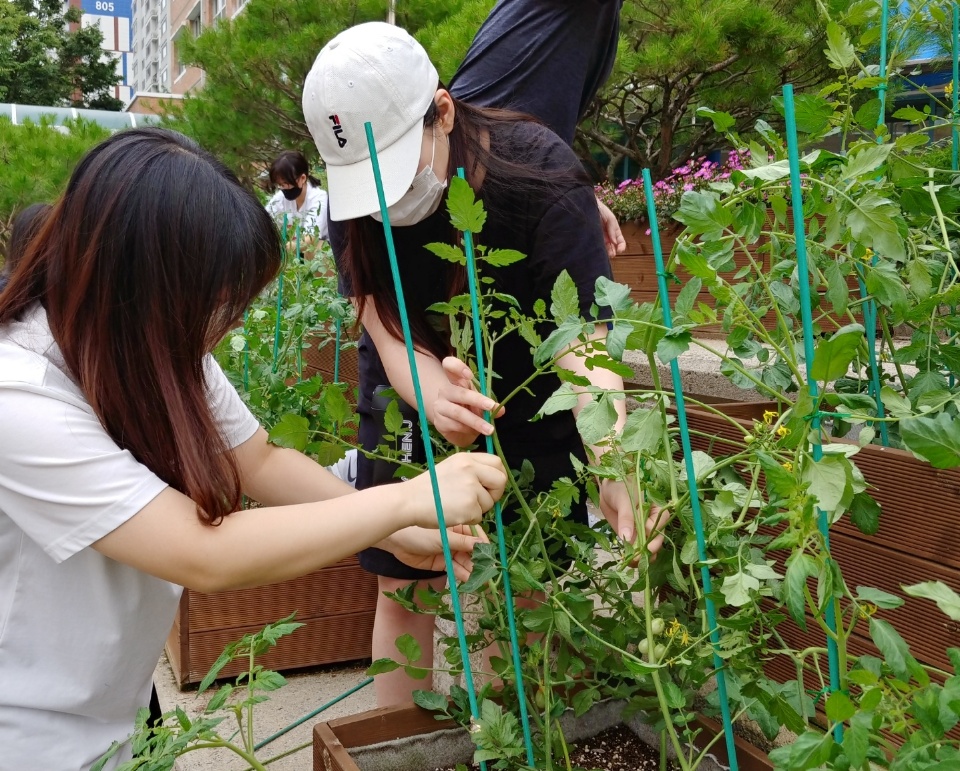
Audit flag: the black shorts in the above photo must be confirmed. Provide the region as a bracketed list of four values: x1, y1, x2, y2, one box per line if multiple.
[356, 389, 587, 580]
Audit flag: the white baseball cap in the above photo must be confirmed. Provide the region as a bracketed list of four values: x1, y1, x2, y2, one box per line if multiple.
[303, 22, 439, 221]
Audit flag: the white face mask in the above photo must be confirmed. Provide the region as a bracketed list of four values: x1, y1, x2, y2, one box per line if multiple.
[372, 130, 446, 227]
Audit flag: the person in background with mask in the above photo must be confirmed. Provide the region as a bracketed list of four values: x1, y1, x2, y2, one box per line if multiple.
[304, 22, 664, 707]
[266, 150, 329, 244]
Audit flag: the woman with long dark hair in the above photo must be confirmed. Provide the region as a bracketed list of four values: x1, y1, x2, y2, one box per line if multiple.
[303, 23, 663, 706]
[0, 127, 505, 770]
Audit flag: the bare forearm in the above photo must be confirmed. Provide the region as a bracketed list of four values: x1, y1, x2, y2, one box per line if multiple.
[94, 485, 417, 593]
[242, 444, 355, 505]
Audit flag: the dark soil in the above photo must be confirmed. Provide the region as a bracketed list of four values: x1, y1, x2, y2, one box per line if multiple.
[433, 724, 680, 771]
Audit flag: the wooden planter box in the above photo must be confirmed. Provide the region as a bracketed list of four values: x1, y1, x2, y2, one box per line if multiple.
[302, 332, 360, 396]
[166, 556, 378, 687]
[313, 704, 773, 771]
[683, 403, 960, 687]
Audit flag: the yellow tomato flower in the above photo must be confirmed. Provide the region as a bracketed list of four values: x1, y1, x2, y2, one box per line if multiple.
[776, 425, 790, 438]
[947, 80, 955, 99]
[763, 410, 777, 425]
[782, 461, 793, 472]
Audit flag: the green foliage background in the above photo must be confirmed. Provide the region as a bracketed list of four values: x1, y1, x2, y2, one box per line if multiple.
[0, 117, 110, 261]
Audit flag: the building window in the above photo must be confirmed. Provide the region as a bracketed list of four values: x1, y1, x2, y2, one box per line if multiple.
[160, 20, 166, 35]
[161, 43, 168, 60]
[213, 0, 226, 23]
[190, 15, 201, 36]
[161, 68, 168, 87]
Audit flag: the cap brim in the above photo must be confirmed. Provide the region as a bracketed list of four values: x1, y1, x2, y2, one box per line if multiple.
[326, 118, 424, 222]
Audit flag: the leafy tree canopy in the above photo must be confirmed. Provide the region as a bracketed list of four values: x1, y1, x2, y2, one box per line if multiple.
[169, 0, 872, 184]
[169, 0, 492, 182]
[0, 0, 123, 110]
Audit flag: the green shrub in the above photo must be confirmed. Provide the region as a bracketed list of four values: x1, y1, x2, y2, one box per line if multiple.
[0, 116, 109, 262]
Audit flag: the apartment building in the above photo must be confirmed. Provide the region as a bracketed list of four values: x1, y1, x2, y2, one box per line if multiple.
[129, 0, 169, 94]
[65, 0, 134, 104]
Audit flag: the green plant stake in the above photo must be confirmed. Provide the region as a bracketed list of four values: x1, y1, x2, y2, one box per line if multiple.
[363, 122, 486, 765]
[334, 317, 342, 384]
[272, 214, 287, 373]
[954, 3, 959, 172]
[456, 167, 535, 768]
[782, 83, 843, 741]
[253, 676, 373, 751]
[642, 168, 740, 771]
[295, 221, 303, 381]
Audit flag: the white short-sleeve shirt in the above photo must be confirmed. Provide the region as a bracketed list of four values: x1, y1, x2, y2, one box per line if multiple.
[0, 304, 260, 770]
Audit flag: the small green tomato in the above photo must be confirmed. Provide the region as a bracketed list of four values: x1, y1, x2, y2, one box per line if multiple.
[651, 618, 665, 636]
[637, 637, 650, 655]
[654, 643, 667, 659]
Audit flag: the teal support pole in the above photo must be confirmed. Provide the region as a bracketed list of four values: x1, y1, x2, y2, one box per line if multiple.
[953, 4, 959, 172]
[363, 122, 486, 763]
[643, 168, 739, 771]
[783, 84, 843, 741]
[334, 318, 342, 384]
[456, 168, 535, 767]
[253, 677, 373, 751]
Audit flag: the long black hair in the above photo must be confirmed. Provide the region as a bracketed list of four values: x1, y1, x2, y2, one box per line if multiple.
[341, 92, 591, 362]
[0, 127, 283, 525]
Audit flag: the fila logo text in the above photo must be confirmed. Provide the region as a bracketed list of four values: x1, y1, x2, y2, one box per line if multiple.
[329, 114, 347, 148]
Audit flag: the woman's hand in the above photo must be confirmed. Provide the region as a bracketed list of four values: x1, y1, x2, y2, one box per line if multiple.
[598, 478, 666, 559]
[384, 524, 489, 582]
[404, 452, 506, 529]
[597, 199, 626, 258]
[432, 357, 505, 448]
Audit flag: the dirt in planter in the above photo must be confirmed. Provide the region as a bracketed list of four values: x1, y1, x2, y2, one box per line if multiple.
[433, 724, 679, 771]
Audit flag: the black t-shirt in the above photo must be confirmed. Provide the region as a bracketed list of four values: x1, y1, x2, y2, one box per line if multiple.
[330, 121, 611, 473]
[448, 0, 623, 146]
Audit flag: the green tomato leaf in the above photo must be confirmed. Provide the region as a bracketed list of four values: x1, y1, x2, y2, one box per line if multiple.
[901, 413, 960, 468]
[811, 324, 864, 382]
[800, 454, 851, 513]
[268, 413, 310, 452]
[365, 657, 401, 675]
[395, 633, 422, 664]
[413, 689, 449, 713]
[721, 570, 761, 607]
[849, 492, 881, 535]
[539, 382, 580, 417]
[483, 248, 525, 267]
[673, 190, 733, 238]
[785, 553, 817, 629]
[842, 724, 870, 769]
[446, 176, 486, 234]
[594, 276, 633, 313]
[576, 395, 618, 446]
[768, 730, 836, 771]
[657, 329, 692, 363]
[869, 617, 912, 680]
[696, 107, 736, 133]
[425, 242, 466, 265]
[855, 586, 903, 609]
[847, 194, 906, 263]
[550, 270, 580, 322]
[826, 690, 856, 723]
[843, 143, 893, 180]
[620, 407, 665, 455]
[825, 21, 856, 69]
[903, 581, 960, 622]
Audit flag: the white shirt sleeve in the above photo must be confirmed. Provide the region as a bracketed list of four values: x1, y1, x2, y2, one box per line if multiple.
[316, 188, 329, 240]
[0, 356, 259, 563]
